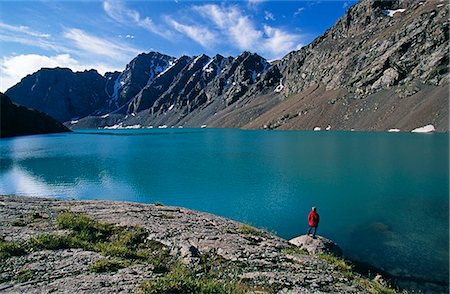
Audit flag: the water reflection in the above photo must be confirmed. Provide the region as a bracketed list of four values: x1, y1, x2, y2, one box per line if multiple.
[0, 164, 137, 200]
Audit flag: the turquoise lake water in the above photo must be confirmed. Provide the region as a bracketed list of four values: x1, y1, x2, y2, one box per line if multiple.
[0, 129, 448, 289]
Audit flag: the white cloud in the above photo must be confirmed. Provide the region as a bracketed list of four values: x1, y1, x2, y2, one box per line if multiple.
[192, 4, 304, 60]
[0, 34, 67, 53]
[0, 53, 122, 92]
[63, 28, 141, 60]
[0, 21, 142, 63]
[0, 22, 67, 53]
[0, 20, 140, 91]
[194, 5, 262, 50]
[247, 0, 265, 8]
[103, 0, 172, 38]
[0, 22, 51, 38]
[263, 25, 304, 57]
[264, 11, 275, 21]
[166, 18, 216, 48]
[294, 7, 305, 16]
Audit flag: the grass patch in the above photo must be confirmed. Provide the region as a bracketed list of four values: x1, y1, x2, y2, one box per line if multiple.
[357, 276, 401, 294]
[239, 224, 266, 237]
[220, 227, 237, 234]
[18, 211, 177, 274]
[11, 219, 28, 227]
[140, 250, 256, 293]
[197, 251, 230, 277]
[56, 211, 114, 243]
[139, 263, 246, 294]
[318, 253, 353, 278]
[317, 254, 401, 293]
[281, 247, 308, 255]
[57, 212, 175, 268]
[29, 234, 73, 250]
[96, 242, 139, 259]
[0, 241, 26, 259]
[89, 258, 128, 273]
[15, 268, 35, 282]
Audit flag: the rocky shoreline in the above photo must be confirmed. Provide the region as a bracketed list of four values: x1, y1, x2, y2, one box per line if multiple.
[0, 195, 395, 293]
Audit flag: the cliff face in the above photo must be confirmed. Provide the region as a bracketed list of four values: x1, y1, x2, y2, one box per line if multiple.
[279, 0, 448, 94]
[0, 195, 395, 293]
[107, 52, 176, 113]
[0, 93, 70, 138]
[5, 0, 448, 131]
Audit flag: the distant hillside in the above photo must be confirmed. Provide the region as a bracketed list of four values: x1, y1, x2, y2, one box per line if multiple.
[5, 0, 448, 132]
[0, 93, 70, 138]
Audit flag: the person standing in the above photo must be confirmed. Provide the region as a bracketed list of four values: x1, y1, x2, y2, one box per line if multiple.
[307, 207, 320, 238]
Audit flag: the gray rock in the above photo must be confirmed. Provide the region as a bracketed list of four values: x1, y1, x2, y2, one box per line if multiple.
[289, 235, 343, 256]
[179, 244, 201, 265]
[372, 68, 400, 90]
[0, 195, 371, 293]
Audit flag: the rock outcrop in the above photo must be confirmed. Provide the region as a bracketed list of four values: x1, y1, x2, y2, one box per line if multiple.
[289, 235, 343, 257]
[0, 93, 70, 138]
[0, 195, 391, 293]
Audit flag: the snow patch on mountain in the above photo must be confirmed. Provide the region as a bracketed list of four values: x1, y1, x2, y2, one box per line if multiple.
[146, 59, 170, 86]
[107, 73, 123, 109]
[274, 78, 284, 93]
[382, 9, 406, 17]
[157, 59, 177, 78]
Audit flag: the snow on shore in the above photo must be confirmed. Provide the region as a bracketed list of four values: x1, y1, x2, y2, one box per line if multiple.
[411, 125, 435, 133]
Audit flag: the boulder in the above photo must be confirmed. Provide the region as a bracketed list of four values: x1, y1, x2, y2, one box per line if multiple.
[179, 244, 201, 265]
[289, 235, 343, 256]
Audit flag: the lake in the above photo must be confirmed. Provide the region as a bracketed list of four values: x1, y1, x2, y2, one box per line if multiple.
[0, 129, 448, 291]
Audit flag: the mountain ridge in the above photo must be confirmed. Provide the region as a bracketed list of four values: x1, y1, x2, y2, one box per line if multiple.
[5, 0, 449, 132]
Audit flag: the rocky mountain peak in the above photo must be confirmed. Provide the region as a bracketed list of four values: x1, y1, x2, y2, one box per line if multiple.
[108, 51, 176, 112]
[6, 67, 107, 122]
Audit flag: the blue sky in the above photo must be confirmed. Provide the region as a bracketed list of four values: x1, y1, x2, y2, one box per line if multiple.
[0, 0, 356, 91]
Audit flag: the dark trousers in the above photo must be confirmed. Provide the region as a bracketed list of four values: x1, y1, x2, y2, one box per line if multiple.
[307, 225, 318, 237]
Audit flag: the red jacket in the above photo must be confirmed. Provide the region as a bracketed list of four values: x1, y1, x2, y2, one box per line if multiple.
[308, 211, 320, 227]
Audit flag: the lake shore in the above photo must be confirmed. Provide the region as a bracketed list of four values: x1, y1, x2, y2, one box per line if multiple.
[0, 195, 398, 293]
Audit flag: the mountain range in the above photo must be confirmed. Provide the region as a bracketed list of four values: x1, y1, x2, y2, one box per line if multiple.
[5, 0, 449, 132]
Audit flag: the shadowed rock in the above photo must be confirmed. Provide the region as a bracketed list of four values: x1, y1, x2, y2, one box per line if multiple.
[0, 93, 70, 138]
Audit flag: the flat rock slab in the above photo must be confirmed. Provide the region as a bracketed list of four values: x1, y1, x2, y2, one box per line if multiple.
[289, 235, 343, 256]
[0, 195, 367, 293]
